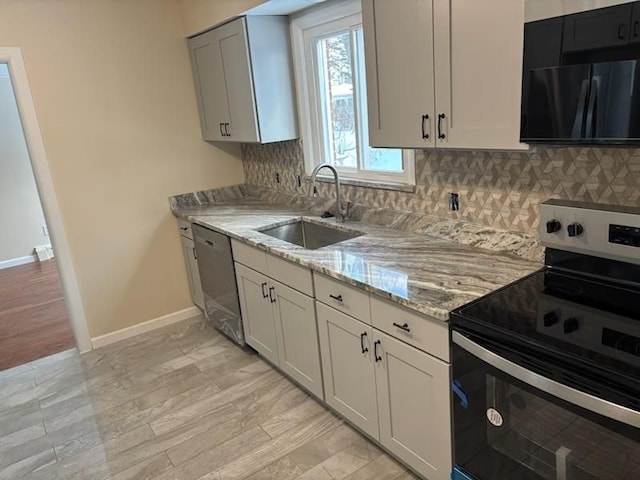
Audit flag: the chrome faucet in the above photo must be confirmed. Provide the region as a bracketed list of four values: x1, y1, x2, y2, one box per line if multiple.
[309, 163, 352, 223]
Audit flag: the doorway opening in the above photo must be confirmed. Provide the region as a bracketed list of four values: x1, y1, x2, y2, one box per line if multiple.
[0, 49, 91, 369]
[0, 63, 76, 370]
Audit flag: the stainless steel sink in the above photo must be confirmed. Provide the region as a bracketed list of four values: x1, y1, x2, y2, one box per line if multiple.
[258, 220, 362, 250]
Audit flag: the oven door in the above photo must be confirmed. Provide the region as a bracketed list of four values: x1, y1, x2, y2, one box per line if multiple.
[451, 331, 640, 480]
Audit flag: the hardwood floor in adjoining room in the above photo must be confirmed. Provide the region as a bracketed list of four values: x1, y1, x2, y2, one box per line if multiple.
[0, 259, 75, 371]
[0, 317, 419, 480]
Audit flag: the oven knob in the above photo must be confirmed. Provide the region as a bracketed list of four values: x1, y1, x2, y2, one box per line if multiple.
[543, 311, 559, 327]
[546, 220, 562, 234]
[567, 223, 584, 237]
[563, 318, 579, 334]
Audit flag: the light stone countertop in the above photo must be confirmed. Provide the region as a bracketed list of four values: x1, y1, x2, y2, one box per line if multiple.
[173, 200, 542, 322]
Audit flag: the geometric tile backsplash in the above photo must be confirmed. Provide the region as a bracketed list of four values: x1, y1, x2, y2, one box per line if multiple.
[242, 140, 640, 235]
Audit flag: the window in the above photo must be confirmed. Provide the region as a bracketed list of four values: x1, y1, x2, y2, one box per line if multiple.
[291, 1, 415, 187]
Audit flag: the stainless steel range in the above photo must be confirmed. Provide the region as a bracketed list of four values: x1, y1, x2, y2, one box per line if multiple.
[450, 200, 640, 480]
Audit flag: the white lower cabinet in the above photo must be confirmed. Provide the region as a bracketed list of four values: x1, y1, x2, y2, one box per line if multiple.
[317, 294, 452, 480]
[272, 279, 323, 399]
[316, 302, 379, 439]
[374, 330, 452, 480]
[179, 230, 204, 310]
[235, 263, 279, 364]
[234, 261, 323, 399]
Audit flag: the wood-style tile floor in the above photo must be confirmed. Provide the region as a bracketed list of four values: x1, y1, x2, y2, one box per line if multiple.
[0, 316, 419, 480]
[0, 259, 75, 370]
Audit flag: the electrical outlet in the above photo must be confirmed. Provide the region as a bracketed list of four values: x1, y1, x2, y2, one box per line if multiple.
[42, 225, 49, 237]
[449, 193, 460, 211]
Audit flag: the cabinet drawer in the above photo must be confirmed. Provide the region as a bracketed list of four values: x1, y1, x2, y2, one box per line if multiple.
[371, 296, 449, 362]
[177, 219, 193, 240]
[314, 273, 371, 324]
[267, 254, 313, 297]
[231, 240, 267, 272]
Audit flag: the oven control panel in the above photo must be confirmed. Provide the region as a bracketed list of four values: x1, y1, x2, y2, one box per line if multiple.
[609, 224, 640, 247]
[537, 294, 640, 367]
[540, 199, 640, 265]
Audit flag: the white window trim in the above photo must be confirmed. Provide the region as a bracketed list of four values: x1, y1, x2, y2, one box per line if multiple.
[290, 0, 415, 188]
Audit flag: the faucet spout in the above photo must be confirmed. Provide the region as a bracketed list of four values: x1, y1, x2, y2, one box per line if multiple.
[309, 163, 350, 223]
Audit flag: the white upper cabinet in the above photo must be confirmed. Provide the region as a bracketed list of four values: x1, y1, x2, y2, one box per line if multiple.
[188, 16, 298, 143]
[362, 0, 527, 150]
[362, 0, 436, 149]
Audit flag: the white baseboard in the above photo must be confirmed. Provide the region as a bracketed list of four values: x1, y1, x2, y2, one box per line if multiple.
[91, 306, 202, 349]
[0, 255, 37, 270]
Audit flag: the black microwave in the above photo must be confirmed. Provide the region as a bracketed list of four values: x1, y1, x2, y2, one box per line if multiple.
[521, 3, 640, 145]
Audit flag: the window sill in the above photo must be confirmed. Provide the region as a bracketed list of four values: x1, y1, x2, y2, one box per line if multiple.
[308, 175, 416, 193]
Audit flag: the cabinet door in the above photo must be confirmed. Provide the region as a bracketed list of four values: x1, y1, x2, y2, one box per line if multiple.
[272, 280, 323, 400]
[235, 263, 278, 364]
[188, 29, 229, 141]
[362, 0, 436, 148]
[563, 4, 632, 52]
[433, 0, 526, 150]
[216, 18, 260, 143]
[181, 236, 204, 310]
[316, 302, 379, 439]
[374, 330, 452, 480]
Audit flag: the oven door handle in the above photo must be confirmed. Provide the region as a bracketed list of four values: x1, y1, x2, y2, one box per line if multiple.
[452, 331, 640, 428]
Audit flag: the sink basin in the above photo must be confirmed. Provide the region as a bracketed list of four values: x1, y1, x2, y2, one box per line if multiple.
[258, 220, 362, 250]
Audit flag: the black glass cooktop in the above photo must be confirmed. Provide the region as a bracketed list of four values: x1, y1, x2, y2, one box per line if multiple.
[451, 267, 640, 387]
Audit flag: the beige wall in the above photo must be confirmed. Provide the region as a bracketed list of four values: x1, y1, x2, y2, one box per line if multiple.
[0, 0, 245, 337]
[177, 0, 267, 36]
[0, 73, 48, 263]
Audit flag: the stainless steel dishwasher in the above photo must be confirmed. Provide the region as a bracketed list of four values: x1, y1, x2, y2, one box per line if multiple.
[192, 224, 244, 346]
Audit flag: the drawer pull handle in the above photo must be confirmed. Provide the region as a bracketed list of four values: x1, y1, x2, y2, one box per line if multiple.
[360, 332, 368, 354]
[261, 282, 268, 299]
[393, 322, 411, 333]
[192, 248, 197, 260]
[180, 226, 188, 231]
[374, 340, 382, 362]
[269, 286, 276, 303]
[205, 240, 214, 247]
[329, 294, 343, 303]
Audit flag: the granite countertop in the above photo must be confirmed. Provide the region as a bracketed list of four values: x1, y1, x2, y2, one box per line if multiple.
[173, 199, 542, 322]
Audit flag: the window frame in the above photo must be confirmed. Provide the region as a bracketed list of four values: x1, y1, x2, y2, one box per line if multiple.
[290, 0, 415, 188]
